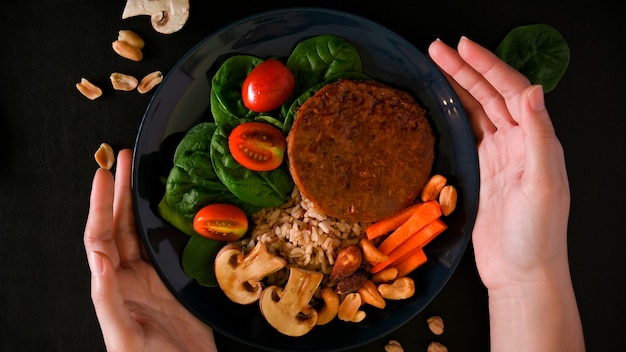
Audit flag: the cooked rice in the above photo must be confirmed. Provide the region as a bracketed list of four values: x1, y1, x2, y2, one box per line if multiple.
[241, 186, 369, 287]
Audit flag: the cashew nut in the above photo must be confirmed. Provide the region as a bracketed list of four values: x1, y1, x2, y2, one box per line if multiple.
[359, 238, 389, 264]
[371, 267, 398, 283]
[377, 277, 415, 300]
[316, 287, 339, 325]
[421, 174, 447, 202]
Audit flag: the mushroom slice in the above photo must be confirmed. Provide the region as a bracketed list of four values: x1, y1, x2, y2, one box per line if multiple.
[122, 0, 190, 34]
[214, 242, 286, 305]
[259, 267, 323, 336]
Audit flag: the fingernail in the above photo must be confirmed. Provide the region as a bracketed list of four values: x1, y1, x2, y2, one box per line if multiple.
[88, 251, 104, 276]
[528, 85, 546, 112]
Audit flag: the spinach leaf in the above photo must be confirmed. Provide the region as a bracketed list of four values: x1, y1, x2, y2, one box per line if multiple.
[496, 23, 570, 93]
[181, 233, 224, 287]
[210, 55, 263, 129]
[286, 34, 363, 94]
[210, 124, 293, 208]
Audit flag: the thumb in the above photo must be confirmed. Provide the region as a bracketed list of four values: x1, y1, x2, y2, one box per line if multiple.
[88, 251, 141, 351]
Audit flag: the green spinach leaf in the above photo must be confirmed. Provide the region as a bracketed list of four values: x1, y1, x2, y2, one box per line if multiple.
[181, 233, 224, 287]
[496, 23, 570, 93]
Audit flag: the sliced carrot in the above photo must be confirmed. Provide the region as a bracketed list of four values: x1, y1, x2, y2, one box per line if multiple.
[393, 247, 428, 278]
[370, 219, 447, 274]
[366, 202, 425, 240]
[377, 200, 442, 255]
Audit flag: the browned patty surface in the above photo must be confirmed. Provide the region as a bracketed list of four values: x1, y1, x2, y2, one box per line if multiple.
[287, 79, 435, 223]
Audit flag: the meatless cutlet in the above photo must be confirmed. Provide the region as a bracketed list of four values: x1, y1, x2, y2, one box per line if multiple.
[287, 79, 435, 223]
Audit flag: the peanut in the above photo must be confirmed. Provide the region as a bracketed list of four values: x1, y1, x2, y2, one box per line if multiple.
[438, 185, 457, 216]
[337, 292, 362, 322]
[118, 30, 144, 49]
[316, 287, 339, 325]
[94, 143, 115, 170]
[421, 174, 447, 202]
[427, 341, 448, 352]
[357, 280, 386, 309]
[377, 277, 415, 300]
[76, 78, 102, 100]
[384, 339, 404, 352]
[110, 72, 139, 91]
[137, 71, 163, 94]
[427, 315, 445, 335]
[371, 267, 398, 283]
[112, 39, 143, 61]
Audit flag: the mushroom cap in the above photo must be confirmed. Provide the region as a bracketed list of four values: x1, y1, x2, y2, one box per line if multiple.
[122, 0, 190, 34]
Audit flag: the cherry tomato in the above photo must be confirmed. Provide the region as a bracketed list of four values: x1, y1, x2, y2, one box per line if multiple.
[242, 59, 295, 112]
[193, 203, 248, 241]
[228, 122, 286, 171]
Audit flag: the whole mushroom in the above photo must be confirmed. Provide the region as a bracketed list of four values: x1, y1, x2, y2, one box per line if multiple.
[214, 242, 286, 305]
[259, 267, 323, 336]
[122, 0, 190, 34]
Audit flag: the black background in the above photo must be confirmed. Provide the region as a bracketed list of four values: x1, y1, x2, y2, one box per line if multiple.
[1, 1, 624, 351]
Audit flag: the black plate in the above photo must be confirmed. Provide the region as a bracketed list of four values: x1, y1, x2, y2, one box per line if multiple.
[132, 7, 479, 352]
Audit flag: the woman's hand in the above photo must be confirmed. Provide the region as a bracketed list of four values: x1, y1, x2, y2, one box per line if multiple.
[428, 37, 584, 351]
[84, 149, 217, 352]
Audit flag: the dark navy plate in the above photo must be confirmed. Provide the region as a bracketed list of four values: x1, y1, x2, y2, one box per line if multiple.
[132, 7, 478, 352]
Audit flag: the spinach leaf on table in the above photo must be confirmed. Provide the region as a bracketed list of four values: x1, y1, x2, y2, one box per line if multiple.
[496, 23, 570, 93]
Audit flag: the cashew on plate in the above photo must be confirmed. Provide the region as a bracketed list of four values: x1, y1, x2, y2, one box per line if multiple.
[122, 0, 190, 34]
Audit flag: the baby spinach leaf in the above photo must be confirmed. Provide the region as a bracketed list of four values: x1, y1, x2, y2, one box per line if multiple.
[210, 125, 293, 208]
[181, 233, 224, 287]
[496, 23, 570, 93]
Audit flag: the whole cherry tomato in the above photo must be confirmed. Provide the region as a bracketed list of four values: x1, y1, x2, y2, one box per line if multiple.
[228, 121, 286, 171]
[193, 203, 248, 241]
[241, 59, 295, 112]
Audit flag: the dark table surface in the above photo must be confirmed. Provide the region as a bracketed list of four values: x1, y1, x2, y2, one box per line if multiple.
[1, 1, 624, 351]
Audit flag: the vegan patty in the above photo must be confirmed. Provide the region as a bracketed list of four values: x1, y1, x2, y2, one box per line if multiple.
[287, 79, 435, 223]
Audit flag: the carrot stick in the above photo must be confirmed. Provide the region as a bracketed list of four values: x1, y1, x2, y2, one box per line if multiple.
[393, 247, 428, 278]
[370, 219, 447, 274]
[377, 200, 442, 255]
[366, 202, 425, 240]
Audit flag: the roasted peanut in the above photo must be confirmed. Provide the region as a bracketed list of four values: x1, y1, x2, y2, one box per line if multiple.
[421, 174, 447, 202]
[427, 341, 448, 352]
[359, 238, 389, 264]
[371, 267, 398, 283]
[427, 315, 444, 335]
[331, 245, 362, 280]
[337, 292, 363, 322]
[357, 280, 386, 309]
[137, 71, 163, 94]
[76, 78, 102, 100]
[316, 287, 339, 325]
[384, 339, 404, 352]
[377, 277, 415, 300]
[118, 30, 144, 49]
[110, 72, 139, 91]
[94, 143, 115, 170]
[438, 185, 457, 216]
[112, 39, 143, 61]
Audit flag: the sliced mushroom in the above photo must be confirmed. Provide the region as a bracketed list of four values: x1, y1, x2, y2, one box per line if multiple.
[122, 0, 190, 34]
[214, 242, 286, 305]
[259, 267, 323, 336]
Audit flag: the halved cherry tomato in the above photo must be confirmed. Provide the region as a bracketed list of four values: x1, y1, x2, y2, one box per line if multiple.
[228, 122, 286, 171]
[193, 203, 248, 241]
[242, 59, 295, 112]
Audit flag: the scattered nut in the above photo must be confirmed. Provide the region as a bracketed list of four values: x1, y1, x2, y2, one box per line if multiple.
[421, 174, 447, 202]
[438, 185, 457, 216]
[371, 267, 398, 283]
[94, 143, 115, 170]
[384, 339, 404, 352]
[337, 292, 363, 322]
[137, 70, 163, 94]
[118, 29, 145, 49]
[110, 72, 139, 91]
[427, 315, 444, 335]
[377, 277, 415, 300]
[427, 341, 448, 352]
[316, 287, 339, 325]
[112, 39, 143, 61]
[331, 245, 362, 280]
[76, 78, 103, 100]
[357, 280, 386, 309]
[359, 238, 389, 264]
